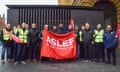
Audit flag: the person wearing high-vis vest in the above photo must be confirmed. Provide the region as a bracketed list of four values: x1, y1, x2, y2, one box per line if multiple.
[1, 24, 12, 64]
[75, 26, 80, 60]
[14, 23, 29, 65]
[93, 24, 105, 62]
[13, 25, 19, 62]
[25, 23, 30, 60]
[79, 25, 85, 58]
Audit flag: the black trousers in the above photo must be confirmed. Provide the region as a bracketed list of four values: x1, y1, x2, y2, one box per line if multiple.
[29, 43, 40, 60]
[106, 48, 116, 64]
[80, 41, 84, 58]
[84, 43, 92, 60]
[95, 43, 105, 62]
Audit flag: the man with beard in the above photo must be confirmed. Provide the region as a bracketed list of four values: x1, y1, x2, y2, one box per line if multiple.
[29, 23, 39, 62]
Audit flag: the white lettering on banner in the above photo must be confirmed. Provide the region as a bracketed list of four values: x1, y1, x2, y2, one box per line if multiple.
[46, 36, 74, 49]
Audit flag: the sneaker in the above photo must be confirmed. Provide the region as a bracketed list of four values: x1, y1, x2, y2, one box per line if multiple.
[33, 59, 37, 63]
[14, 62, 18, 65]
[113, 62, 116, 66]
[7, 59, 11, 62]
[88, 60, 92, 63]
[20, 61, 26, 64]
[0, 60, 5, 64]
[26, 59, 30, 62]
[106, 62, 111, 64]
[83, 60, 89, 62]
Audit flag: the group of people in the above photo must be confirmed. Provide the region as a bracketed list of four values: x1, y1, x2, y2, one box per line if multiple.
[77, 23, 117, 66]
[46, 23, 118, 66]
[0, 23, 40, 65]
[0, 22, 118, 66]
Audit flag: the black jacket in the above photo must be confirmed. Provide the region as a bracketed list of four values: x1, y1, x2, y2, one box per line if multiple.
[0, 29, 2, 40]
[67, 29, 72, 33]
[75, 31, 80, 43]
[57, 27, 67, 34]
[29, 28, 39, 44]
[50, 29, 57, 33]
[82, 29, 93, 43]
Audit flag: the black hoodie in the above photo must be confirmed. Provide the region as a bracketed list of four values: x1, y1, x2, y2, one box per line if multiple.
[82, 29, 93, 43]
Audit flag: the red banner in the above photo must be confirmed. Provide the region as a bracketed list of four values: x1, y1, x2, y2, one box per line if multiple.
[7, 31, 23, 43]
[40, 28, 77, 59]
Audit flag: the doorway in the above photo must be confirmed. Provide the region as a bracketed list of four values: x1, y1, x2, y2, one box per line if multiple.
[94, 0, 117, 29]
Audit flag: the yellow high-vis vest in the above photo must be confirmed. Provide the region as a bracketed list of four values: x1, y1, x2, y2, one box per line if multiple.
[18, 29, 29, 44]
[93, 29, 104, 43]
[79, 31, 83, 42]
[13, 29, 18, 35]
[3, 29, 12, 41]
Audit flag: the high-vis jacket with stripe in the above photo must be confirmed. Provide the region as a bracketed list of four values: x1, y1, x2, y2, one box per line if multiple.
[2, 28, 12, 41]
[18, 29, 29, 44]
[93, 29, 104, 43]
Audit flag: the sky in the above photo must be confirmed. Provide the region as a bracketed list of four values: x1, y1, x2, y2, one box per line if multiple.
[0, 0, 58, 23]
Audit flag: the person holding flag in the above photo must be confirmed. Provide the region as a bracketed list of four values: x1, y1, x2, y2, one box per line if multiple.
[104, 25, 118, 65]
[67, 24, 72, 32]
[70, 16, 74, 30]
[12, 25, 18, 62]
[14, 22, 29, 65]
[50, 25, 58, 33]
[57, 23, 67, 34]
[116, 24, 120, 48]
[12, 25, 22, 62]
[0, 24, 12, 64]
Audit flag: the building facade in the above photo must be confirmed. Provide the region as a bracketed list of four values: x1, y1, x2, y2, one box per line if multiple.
[58, 0, 120, 28]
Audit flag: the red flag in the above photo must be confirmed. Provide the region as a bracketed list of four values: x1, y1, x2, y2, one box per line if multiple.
[116, 24, 120, 37]
[116, 24, 120, 47]
[7, 31, 23, 43]
[40, 28, 77, 60]
[70, 16, 74, 30]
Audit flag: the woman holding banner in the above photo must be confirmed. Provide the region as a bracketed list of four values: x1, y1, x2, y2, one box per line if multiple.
[0, 24, 12, 64]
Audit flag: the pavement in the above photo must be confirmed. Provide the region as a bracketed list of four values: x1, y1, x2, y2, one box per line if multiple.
[0, 48, 120, 72]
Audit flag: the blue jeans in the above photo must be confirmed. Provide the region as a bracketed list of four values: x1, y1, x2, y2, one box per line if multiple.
[16, 43, 26, 62]
[1, 41, 11, 60]
[13, 42, 18, 62]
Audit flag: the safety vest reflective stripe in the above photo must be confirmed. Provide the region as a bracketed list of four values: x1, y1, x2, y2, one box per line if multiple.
[13, 29, 18, 35]
[3, 29, 12, 40]
[23, 30, 29, 43]
[18, 29, 23, 39]
[79, 31, 83, 42]
[94, 29, 104, 43]
[18, 29, 29, 43]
